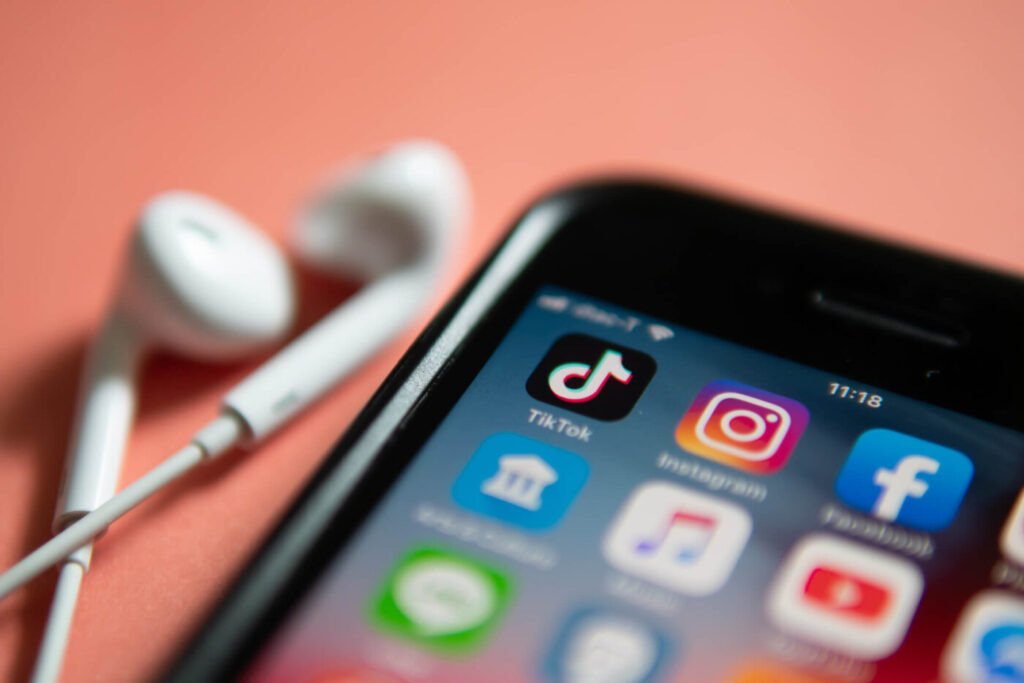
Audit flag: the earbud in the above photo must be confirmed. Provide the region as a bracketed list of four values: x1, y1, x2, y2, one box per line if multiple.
[223, 139, 469, 440]
[57, 193, 295, 530]
[121, 192, 296, 360]
[294, 139, 466, 281]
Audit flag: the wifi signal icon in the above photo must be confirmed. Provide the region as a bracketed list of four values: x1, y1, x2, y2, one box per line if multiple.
[647, 324, 675, 342]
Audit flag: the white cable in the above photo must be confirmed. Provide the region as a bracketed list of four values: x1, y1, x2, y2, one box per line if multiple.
[29, 545, 92, 683]
[0, 446, 200, 600]
[0, 412, 245, 602]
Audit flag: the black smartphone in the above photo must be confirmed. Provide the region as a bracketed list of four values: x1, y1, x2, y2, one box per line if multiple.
[167, 181, 1024, 682]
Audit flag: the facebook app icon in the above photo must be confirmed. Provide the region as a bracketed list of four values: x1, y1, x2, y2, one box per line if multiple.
[836, 429, 973, 531]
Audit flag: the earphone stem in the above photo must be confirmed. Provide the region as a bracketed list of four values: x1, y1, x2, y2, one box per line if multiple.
[224, 265, 433, 441]
[55, 311, 144, 533]
[30, 312, 143, 683]
[30, 545, 92, 683]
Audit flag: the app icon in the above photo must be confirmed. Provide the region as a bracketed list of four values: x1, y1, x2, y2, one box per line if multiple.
[541, 608, 669, 683]
[835, 428, 973, 531]
[526, 334, 657, 421]
[675, 380, 809, 474]
[767, 534, 923, 660]
[1001, 489, 1024, 566]
[943, 591, 1024, 682]
[603, 481, 752, 595]
[452, 433, 589, 531]
[367, 546, 512, 654]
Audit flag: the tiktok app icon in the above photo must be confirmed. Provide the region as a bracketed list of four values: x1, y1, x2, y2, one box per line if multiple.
[526, 334, 656, 421]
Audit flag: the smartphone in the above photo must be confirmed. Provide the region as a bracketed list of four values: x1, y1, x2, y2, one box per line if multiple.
[166, 181, 1024, 682]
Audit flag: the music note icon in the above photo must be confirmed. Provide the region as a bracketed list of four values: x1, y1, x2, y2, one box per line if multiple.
[634, 510, 716, 562]
[603, 481, 753, 595]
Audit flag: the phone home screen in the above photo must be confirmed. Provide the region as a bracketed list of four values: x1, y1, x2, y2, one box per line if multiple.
[242, 287, 1024, 683]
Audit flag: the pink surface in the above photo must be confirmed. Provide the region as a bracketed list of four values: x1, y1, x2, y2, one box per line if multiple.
[1, 2, 1023, 681]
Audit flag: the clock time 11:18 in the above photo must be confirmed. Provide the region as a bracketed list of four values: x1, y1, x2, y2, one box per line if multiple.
[828, 383, 883, 408]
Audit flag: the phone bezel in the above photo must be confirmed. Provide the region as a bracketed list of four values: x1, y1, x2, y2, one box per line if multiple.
[165, 180, 1024, 681]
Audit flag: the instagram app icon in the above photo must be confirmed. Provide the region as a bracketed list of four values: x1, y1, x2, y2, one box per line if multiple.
[675, 380, 809, 474]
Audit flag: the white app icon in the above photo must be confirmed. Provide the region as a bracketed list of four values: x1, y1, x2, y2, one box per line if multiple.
[694, 391, 792, 462]
[1001, 488, 1024, 566]
[943, 591, 1024, 682]
[561, 614, 659, 683]
[602, 481, 752, 596]
[766, 534, 923, 660]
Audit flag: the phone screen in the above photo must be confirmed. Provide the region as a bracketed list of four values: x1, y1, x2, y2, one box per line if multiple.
[242, 286, 1024, 682]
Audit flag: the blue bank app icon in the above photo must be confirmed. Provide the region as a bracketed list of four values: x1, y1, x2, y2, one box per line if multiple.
[835, 428, 973, 531]
[452, 433, 589, 532]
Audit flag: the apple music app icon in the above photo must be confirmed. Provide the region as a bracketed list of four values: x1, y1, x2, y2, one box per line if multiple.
[602, 481, 752, 596]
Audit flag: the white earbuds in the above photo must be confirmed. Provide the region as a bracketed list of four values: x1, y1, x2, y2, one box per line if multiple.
[57, 192, 295, 530]
[60, 139, 466, 527]
[11, 139, 469, 683]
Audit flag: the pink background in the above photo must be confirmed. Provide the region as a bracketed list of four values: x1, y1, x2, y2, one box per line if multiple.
[1, 2, 1022, 681]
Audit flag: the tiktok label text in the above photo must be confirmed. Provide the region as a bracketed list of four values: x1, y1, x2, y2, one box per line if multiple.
[527, 408, 592, 443]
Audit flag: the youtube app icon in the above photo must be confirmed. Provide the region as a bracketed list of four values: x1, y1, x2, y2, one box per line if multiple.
[768, 535, 923, 660]
[803, 566, 889, 621]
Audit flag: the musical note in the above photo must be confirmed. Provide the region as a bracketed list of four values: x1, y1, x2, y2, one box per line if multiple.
[634, 510, 716, 562]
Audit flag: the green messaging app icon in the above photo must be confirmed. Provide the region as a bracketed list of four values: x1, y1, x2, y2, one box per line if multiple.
[367, 546, 514, 655]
